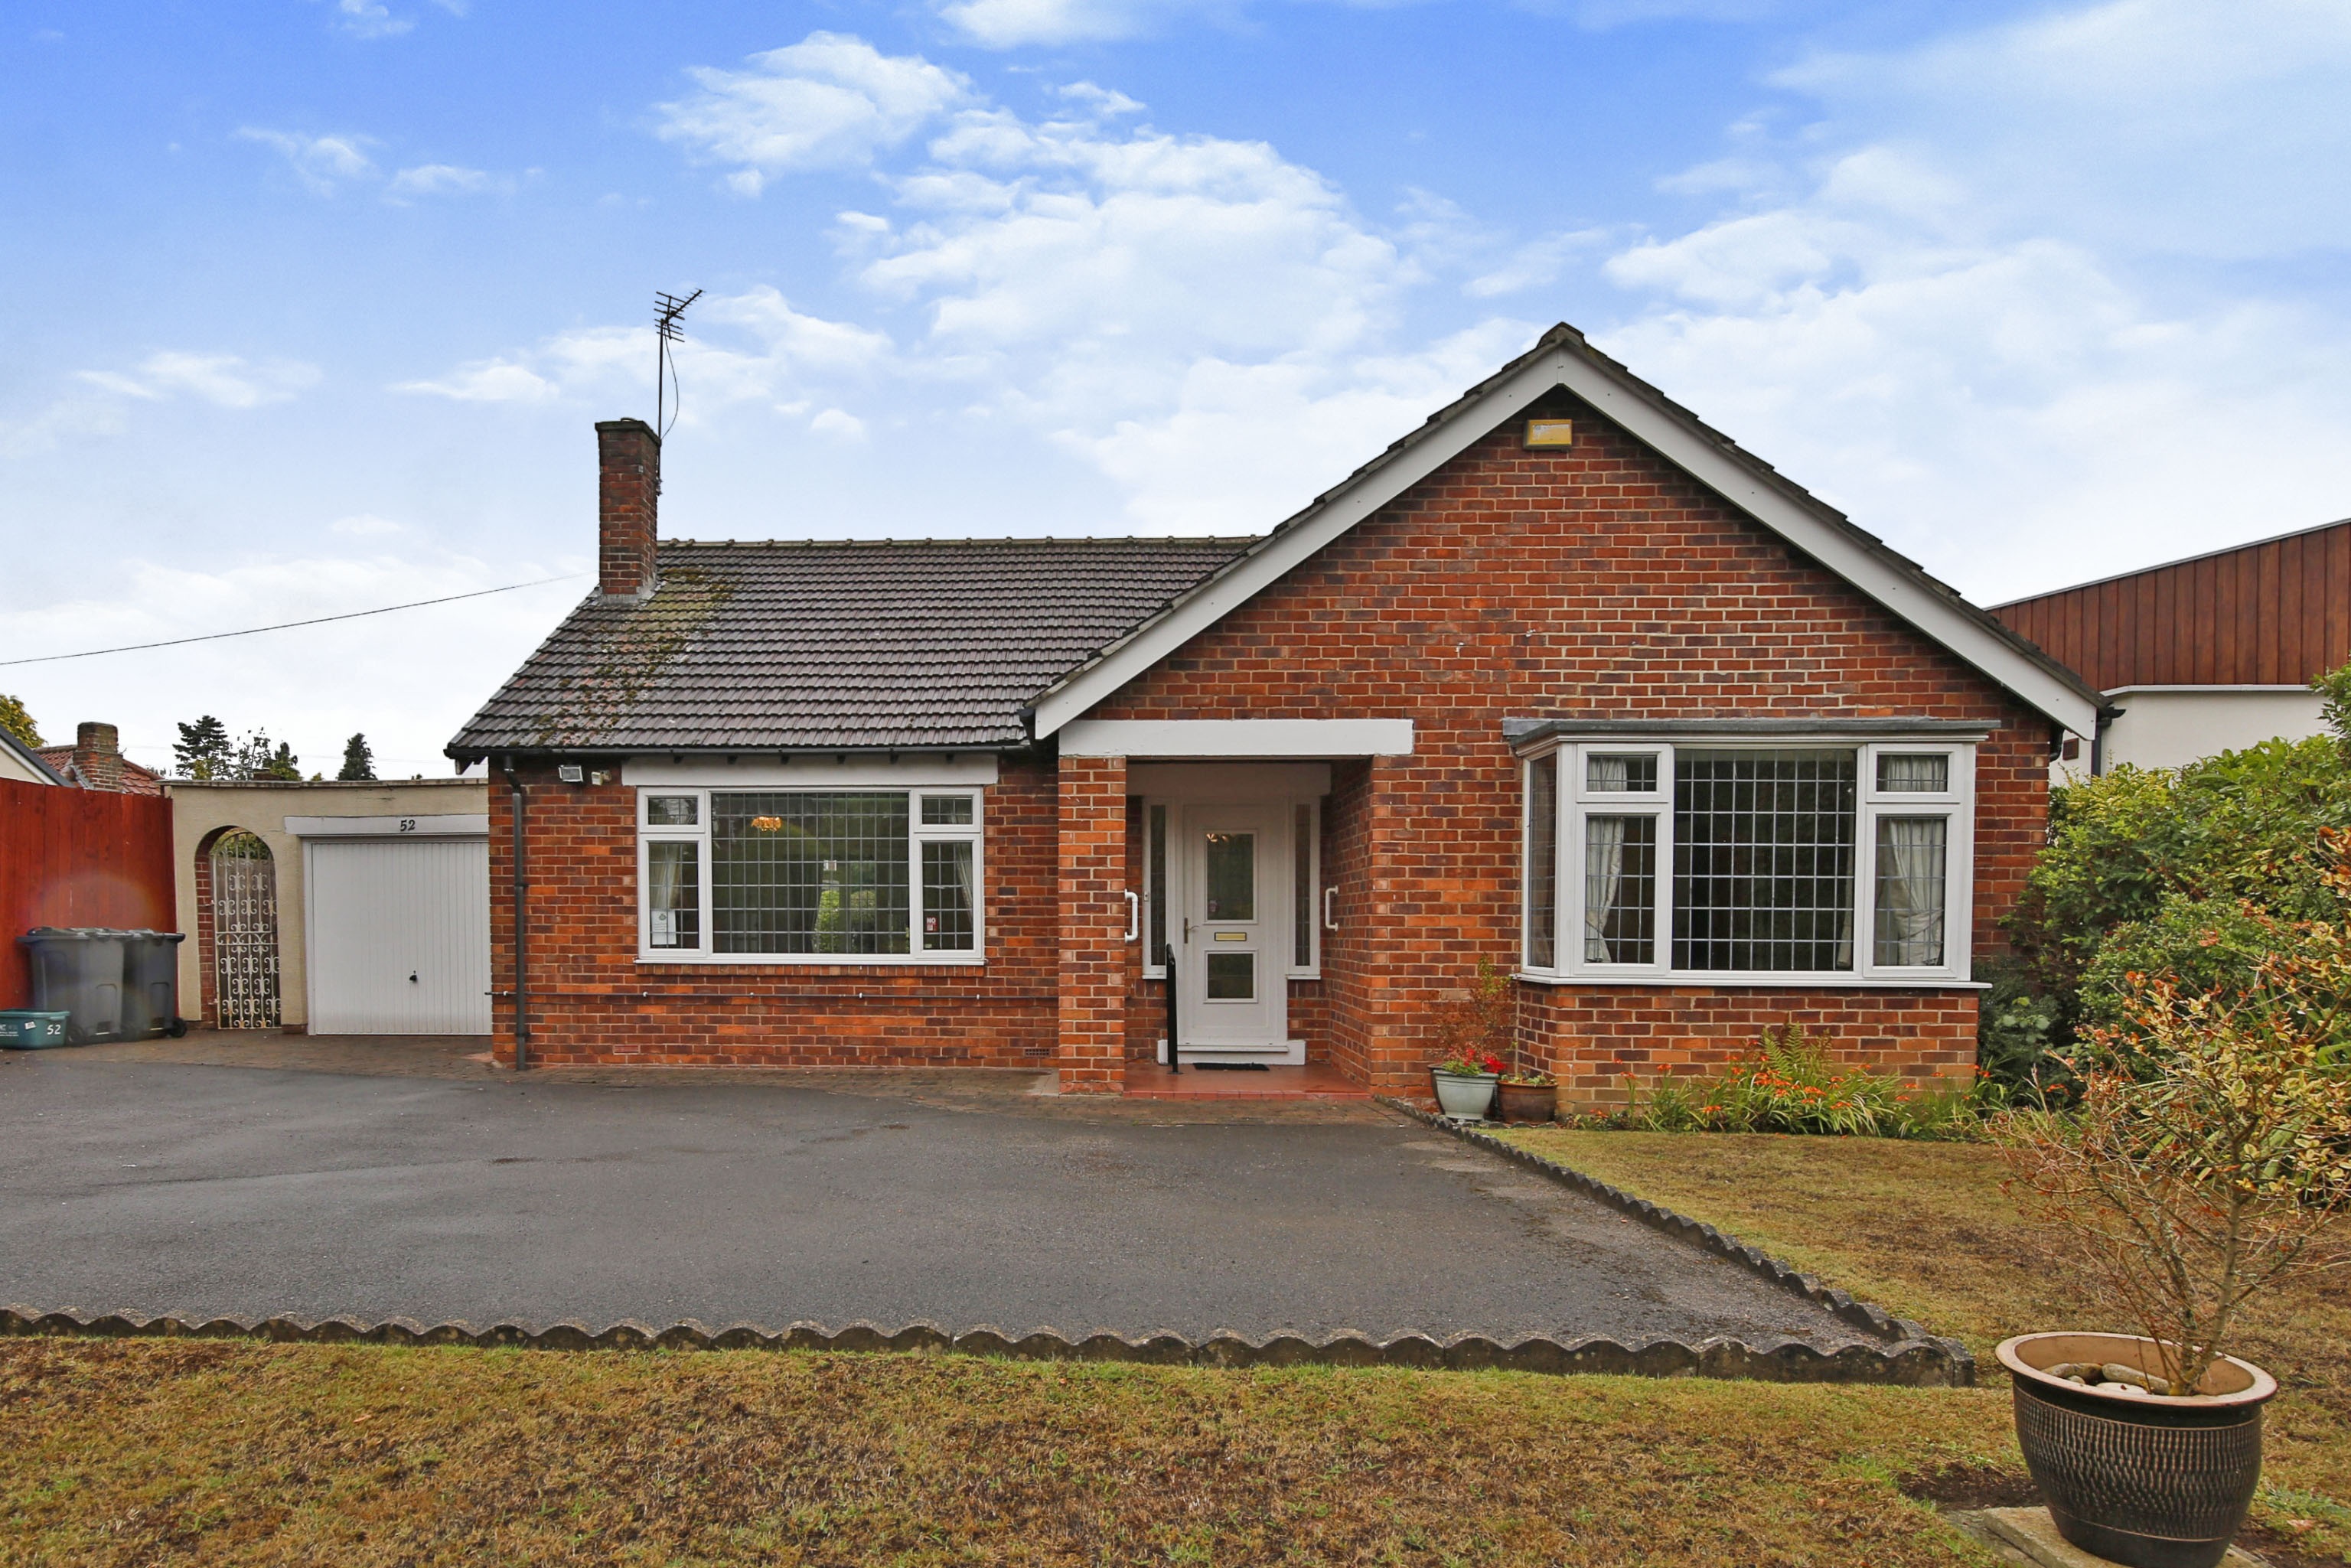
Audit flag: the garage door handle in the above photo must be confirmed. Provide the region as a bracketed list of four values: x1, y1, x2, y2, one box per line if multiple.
[409, 973, 419, 983]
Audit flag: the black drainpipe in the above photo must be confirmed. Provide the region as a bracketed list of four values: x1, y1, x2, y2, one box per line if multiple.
[501, 757, 530, 1070]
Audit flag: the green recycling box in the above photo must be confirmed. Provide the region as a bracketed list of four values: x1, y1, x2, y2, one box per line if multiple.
[0, 1011, 71, 1049]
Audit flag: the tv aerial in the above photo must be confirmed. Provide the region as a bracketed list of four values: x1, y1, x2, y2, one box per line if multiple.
[654, 288, 702, 442]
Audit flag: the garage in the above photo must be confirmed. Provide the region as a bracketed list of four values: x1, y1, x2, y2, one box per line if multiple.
[297, 814, 491, 1035]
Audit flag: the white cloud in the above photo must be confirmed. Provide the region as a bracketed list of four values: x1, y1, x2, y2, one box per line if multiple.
[1774, 0, 2351, 259]
[810, 408, 867, 440]
[334, 0, 413, 37]
[396, 288, 892, 414]
[237, 129, 377, 193]
[937, 0, 1169, 47]
[387, 163, 503, 197]
[330, 513, 407, 537]
[0, 549, 585, 783]
[393, 359, 559, 403]
[1467, 228, 1610, 298]
[1587, 0, 2351, 601]
[75, 352, 321, 410]
[655, 34, 970, 190]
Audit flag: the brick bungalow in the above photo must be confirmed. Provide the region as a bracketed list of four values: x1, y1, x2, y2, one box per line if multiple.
[448, 324, 2100, 1099]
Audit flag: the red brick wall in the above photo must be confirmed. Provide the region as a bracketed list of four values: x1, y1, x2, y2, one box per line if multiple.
[1082, 390, 2049, 1100]
[488, 389, 2053, 1089]
[488, 758, 1061, 1067]
[1056, 755, 1127, 1091]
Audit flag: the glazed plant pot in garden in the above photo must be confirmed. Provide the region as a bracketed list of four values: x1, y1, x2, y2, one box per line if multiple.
[1495, 1077, 1557, 1123]
[1997, 1332, 2277, 1568]
[1430, 1068, 1499, 1123]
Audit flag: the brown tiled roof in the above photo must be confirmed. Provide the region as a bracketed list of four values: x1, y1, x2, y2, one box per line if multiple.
[447, 536, 1253, 756]
[35, 748, 164, 794]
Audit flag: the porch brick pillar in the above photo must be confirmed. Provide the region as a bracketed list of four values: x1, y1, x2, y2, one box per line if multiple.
[1057, 753, 1129, 1094]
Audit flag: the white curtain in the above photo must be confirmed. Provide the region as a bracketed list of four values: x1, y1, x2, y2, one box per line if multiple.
[647, 842, 691, 947]
[1880, 754, 1948, 792]
[1874, 817, 1946, 965]
[950, 841, 975, 946]
[1588, 755, 1631, 792]
[1584, 816, 1626, 962]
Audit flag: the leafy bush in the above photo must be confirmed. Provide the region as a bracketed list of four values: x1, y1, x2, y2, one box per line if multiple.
[1996, 661, 2351, 1083]
[1582, 1023, 1989, 1139]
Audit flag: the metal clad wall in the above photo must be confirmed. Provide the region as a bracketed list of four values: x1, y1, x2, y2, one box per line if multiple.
[306, 837, 491, 1035]
[0, 777, 174, 1009]
[1993, 519, 2351, 692]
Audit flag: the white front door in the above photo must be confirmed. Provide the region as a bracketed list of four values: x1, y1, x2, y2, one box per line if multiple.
[1177, 804, 1290, 1058]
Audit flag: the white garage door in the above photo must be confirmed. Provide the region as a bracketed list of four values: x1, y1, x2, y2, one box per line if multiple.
[306, 837, 491, 1035]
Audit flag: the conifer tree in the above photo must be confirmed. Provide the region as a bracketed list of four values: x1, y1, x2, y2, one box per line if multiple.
[173, 716, 233, 779]
[337, 733, 377, 781]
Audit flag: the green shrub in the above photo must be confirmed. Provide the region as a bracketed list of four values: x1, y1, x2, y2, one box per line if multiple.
[1582, 1022, 1990, 1139]
[1994, 660, 2351, 1083]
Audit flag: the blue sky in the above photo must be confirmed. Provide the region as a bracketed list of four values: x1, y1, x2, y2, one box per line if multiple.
[4, 0, 2348, 777]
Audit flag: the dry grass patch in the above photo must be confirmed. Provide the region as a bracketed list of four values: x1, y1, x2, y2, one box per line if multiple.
[0, 1336, 2029, 1566]
[1499, 1128, 2351, 1562]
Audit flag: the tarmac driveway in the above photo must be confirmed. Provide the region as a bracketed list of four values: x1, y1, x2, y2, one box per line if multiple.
[0, 1052, 1870, 1348]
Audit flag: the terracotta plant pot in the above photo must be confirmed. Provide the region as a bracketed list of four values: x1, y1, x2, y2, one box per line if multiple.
[1429, 1070, 1498, 1122]
[1495, 1081, 1557, 1123]
[1997, 1332, 2277, 1568]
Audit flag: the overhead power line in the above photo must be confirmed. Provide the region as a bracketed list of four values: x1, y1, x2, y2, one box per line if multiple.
[0, 574, 588, 668]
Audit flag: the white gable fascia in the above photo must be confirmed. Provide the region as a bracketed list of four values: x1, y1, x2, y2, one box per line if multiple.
[1032, 344, 2099, 740]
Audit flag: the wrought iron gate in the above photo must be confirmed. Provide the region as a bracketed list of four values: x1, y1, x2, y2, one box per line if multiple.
[210, 830, 281, 1029]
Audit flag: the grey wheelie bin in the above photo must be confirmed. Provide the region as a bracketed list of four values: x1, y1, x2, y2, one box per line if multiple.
[121, 930, 187, 1038]
[18, 927, 129, 1045]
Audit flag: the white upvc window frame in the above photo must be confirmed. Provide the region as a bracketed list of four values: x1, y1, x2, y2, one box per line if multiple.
[1140, 796, 1322, 981]
[1518, 737, 1975, 988]
[634, 784, 986, 966]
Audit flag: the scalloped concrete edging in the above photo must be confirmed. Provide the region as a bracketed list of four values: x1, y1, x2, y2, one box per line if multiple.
[0, 1305, 1965, 1383]
[1382, 1099, 1976, 1387]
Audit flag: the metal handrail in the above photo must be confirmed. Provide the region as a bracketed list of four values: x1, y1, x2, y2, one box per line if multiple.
[1162, 943, 1179, 1073]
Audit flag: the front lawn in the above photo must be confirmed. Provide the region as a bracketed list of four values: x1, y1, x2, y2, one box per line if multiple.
[1, 1337, 2021, 1566]
[1499, 1127, 2351, 1560]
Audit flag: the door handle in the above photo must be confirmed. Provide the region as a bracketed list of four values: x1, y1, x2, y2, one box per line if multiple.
[1323, 886, 1339, 931]
[1123, 891, 1140, 943]
[1182, 916, 1192, 943]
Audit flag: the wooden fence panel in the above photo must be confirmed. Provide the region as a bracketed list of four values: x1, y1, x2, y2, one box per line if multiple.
[0, 778, 175, 1009]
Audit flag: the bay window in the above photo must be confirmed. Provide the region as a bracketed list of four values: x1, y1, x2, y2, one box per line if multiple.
[637, 786, 984, 963]
[1521, 735, 1971, 983]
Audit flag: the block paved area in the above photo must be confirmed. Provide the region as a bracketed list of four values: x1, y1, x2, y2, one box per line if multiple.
[2, 1038, 1877, 1346]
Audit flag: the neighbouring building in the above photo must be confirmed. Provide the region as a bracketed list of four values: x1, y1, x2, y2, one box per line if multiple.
[0, 727, 67, 787]
[168, 778, 491, 1036]
[448, 324, 2101, 1101]
[37, 722, 165, 794]
[1992, 517, 2350, 777]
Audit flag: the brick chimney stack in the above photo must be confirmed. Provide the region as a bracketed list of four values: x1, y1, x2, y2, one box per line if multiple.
[596, 418, 660, 601]
[70, 721, 125, 791]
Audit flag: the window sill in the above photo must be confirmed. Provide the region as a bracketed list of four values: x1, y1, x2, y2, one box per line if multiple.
[637, 953, 987, 967]
[1515, 970, 1987, 990]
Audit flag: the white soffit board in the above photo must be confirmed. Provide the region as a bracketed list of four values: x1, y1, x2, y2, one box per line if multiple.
[1031, 343, 2098, 739]
[1059, 719, 1414, 758]
[1128, 761, 1334, 797]
[286, 813, 489, 837]
[623, 755, 1001, 787]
